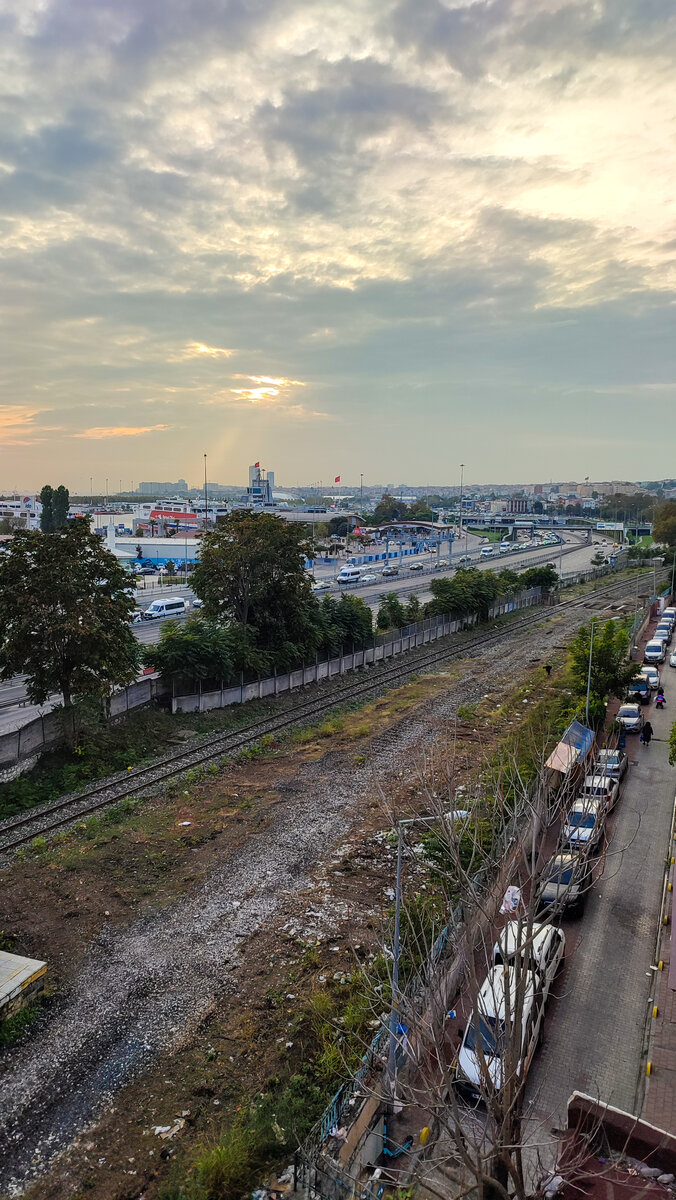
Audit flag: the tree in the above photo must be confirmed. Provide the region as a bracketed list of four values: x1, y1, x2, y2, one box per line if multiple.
[653, 501, 676, 548]
[39, 484, 54, 533]
[328, 516, 349, 538]
[144, 617, 266, 684]
[190, 512, 319, 667]
[567, 619, 638, 726]
[53, 485, 70, 529]
[376, 593, 407, 630]
[0, 522, 139, 721]
[316, 594, 373, 655]
[165, 560, 176, 577]
[373, 493, 409, 524]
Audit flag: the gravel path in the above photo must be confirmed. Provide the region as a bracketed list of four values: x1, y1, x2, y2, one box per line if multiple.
[0, 604, 614, 1194]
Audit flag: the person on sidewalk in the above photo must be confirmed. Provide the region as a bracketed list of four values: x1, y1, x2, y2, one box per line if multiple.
[642, 720, 654, 746]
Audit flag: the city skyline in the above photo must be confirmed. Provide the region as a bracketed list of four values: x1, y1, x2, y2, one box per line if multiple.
[1, 1, 675, 488]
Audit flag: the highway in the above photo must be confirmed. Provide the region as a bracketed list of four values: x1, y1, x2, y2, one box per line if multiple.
[0, 533, 613, 732]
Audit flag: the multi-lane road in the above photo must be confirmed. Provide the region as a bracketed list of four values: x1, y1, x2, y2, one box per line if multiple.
[0, 533, 612, 732]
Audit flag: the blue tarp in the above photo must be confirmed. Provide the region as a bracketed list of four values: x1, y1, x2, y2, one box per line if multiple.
[560, 719, 595, 759]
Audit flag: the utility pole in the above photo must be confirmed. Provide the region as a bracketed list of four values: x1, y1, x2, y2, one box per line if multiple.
[459, 462, 465, 542]
[360, 473, 363, 507]
[203, 454, 208, 531]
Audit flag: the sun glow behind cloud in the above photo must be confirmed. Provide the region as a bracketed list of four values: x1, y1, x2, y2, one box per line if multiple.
[0, 0, 674, 484]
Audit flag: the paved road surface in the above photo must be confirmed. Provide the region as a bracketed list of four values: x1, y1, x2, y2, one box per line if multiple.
[524, 623, 676, 1177]
[0, 536, 608, 731]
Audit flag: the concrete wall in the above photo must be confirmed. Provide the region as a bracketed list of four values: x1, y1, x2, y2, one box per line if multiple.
[0, 677, 169, 773]
[173, 588, 543, 715]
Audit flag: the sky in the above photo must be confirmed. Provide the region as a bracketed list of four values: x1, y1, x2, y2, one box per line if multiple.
[0, 0, 675, 492]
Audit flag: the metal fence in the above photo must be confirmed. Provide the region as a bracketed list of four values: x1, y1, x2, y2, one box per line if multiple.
[171, 587, 543, 714]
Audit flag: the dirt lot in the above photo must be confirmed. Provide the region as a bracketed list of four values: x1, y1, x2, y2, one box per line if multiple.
[0, 604, 616, 1199]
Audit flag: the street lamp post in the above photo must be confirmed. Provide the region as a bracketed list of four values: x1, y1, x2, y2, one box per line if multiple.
[459, 463, 465, 541]
[360, 473, 364, 507]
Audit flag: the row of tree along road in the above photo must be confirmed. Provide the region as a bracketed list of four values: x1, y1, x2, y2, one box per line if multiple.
[0, 504, 668, 747]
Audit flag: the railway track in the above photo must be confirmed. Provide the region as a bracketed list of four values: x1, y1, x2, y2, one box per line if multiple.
[0, 570, 663, 855]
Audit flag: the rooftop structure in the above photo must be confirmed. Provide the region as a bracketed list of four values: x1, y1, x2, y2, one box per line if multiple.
[0, 950, 48, 1020]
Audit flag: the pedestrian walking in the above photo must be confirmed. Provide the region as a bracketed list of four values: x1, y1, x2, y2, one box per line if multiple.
[643, 720, 654, 746]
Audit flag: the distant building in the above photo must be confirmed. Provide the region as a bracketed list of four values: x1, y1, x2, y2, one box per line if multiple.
[138, 480, 188, 496]
[508, 497, 529, 514]
[246, 465, 275, 506]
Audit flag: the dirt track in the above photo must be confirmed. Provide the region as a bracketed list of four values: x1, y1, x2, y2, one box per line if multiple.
[0, 599, 625, 1198]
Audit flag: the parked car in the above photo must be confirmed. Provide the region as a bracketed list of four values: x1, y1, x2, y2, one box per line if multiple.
[578, 772, 620, 812]
[381, 565, 399, 577]
[627, 678, 651, 705]
[455, 965, 541, 1100]
[655, 623, 673, 645]
[562, 799, 605, 853]
[638, 667, 660, 691]
[409, 561, 424, 572]
[536, 851, 592, 917]
[492, 921, 565, 1002]
[670, 649, 676, 668]
[596, 748, 628, 781]
[644, 638, 667, 664]
[137, 566, 157, 576]
[616, 703, 645, 733]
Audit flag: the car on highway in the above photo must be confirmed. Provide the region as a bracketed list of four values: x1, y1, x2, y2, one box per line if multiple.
[129, 611, 143, 625]
[360, 573, 378, 583]
[617, 703, 644, 734]
[562, 799, 605, 853]
[142, 596, 188, 621]
[535, 851, 592, 917]
[381, 565, 399, 577]
[192, 598, 203, 609]
[596, 748, 628, 781]
[311, 580, 331, 593]
[409, 561, 424, 571]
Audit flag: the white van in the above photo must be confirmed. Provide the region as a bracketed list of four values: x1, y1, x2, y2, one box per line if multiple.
[455, 965, 543, 1099]
[644, 638, 667, 664]
[142, 596, 188, 621]
[492, 920, 565, 1003]
[336, 566, 363, 585]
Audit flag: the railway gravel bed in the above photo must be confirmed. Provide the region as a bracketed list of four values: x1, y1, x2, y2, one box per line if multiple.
[0, 571, 660, 857]
[0, 577, 658, 1197]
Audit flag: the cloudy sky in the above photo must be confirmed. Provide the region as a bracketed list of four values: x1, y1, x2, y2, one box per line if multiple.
[1, 0, 674, 491]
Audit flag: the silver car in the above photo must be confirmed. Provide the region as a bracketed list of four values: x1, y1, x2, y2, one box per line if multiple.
[617, 703, 644, 733]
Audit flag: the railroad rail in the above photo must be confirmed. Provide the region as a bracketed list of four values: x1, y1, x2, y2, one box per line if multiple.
[0, 570, 664, 856]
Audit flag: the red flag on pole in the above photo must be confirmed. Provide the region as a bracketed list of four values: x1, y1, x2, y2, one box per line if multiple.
[334, 475, 341, 483]
[254, 461, 260, 468]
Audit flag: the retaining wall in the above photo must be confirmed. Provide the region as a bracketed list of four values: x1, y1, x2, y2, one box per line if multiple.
[172, 588, 543, 715]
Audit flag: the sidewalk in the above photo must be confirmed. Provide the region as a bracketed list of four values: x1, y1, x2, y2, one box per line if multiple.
[524, 623, 676, 1161]
[639, 671, 676, 1132]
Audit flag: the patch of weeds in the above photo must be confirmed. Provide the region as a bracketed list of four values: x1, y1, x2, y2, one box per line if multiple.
[0, 1001, 42, 1050]
[457, 701, 478, 722]
[347, 723, 370, 740]
[353, 753, 366, 766]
